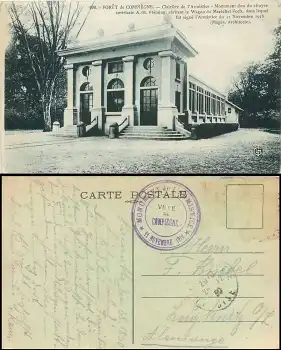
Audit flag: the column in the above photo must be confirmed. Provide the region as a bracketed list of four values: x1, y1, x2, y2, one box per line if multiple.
[122, 55, 136, 126]
[91, 60, 105, 130]
[158, 50, 178, 129]
[64, 63, 78, 126]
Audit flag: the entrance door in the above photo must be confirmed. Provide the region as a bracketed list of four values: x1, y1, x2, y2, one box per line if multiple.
[80, 93, 92, 125]
[140, 88, 158, 125]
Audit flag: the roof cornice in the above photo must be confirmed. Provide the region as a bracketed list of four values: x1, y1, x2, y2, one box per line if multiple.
[58, 24, 197, 58]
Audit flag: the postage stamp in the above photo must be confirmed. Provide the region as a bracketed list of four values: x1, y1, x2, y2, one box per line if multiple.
[131, 180, 201, 251]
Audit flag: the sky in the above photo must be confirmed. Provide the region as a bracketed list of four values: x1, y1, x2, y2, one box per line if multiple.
[77, 0, 280, 93]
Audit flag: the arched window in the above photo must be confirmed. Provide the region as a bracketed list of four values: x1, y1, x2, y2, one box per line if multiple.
[107, 78, 124, 90]
[80, 82, 93, 91]
[107, 79, 124, 112]
[140, 76, 157, 88]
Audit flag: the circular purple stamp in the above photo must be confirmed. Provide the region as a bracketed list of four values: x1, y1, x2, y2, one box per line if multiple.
[132, 180, 201, 250]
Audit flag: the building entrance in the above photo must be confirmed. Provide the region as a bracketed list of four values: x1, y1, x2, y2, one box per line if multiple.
[140, 76, 158, 126]
[80, 82, 93, 125]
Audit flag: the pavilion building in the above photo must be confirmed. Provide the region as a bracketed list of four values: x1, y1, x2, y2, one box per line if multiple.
[57, 23, 241, 138]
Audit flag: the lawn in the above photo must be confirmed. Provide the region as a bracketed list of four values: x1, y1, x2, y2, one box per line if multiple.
[4, 128, 280, 174]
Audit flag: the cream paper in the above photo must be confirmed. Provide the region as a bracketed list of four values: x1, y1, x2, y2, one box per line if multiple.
[2, 176, 279, 349]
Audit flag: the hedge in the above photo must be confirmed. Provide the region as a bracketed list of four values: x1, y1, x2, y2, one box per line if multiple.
[5, 107, 44, 130]
[5, 107, 65, 130]
[188, 123, 239, 140]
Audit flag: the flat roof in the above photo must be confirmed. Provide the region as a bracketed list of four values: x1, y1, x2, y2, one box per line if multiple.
[58, 22, 242, 110]
[189, 73, 226, 98]
[58, 23, 198, 58]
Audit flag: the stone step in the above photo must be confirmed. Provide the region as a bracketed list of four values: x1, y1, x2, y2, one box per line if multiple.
[121, 132, 183, 137]
[127, 126, 163, 130]
[123, 130, 180, 133]
[119, 135, 188, 140]
[126, 125, 162, 127]
[120, 125, 190, 140]
[125, 128, 166, 131]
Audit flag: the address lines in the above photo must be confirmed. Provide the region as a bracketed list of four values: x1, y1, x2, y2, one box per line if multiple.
[141, 251, 265, 289]
[147, 250, 266, 277]
[139, 252, 266, 348]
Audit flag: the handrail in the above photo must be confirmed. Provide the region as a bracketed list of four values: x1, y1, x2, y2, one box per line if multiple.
[118, 116, 129, 133]
[175, 116, 185, 127]
[175, 116, 191, 137]
[91, 116, 98, 125]
[85, 116, 98, 132]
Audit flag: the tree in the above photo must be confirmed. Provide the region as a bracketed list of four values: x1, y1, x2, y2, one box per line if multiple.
[8, 1, 84, 131]
[5, 34, 42, 129]
[228, 62, 268, 127]
[228, 20, 281, 129]
[5, 32, 67, 129]
[262, 19, 281, 115]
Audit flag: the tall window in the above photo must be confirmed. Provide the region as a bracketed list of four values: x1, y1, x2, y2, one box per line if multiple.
[80, 82, 93, 125]
[108, 61, 123, 74]
[189, 83, 196, 113]
[107, 78, 124, 112]
[217, 96, 221, 115]
[140, 76, 158, 125]
[211, 94, 216, 114]
[221, 99, 225, 116]
[197, 86, 204, 114]
[175, 91, 181, 112]
[176, 62, 181, 80]
[205, 91, 211, 115]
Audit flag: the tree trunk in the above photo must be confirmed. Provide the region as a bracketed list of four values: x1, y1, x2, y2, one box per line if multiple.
[43, 102, 52, 132]
[42, 82, 55, 132]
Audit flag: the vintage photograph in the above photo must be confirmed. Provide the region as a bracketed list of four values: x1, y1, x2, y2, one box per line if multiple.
[2, 175, 280, 349]
[1, 0, 280, 173]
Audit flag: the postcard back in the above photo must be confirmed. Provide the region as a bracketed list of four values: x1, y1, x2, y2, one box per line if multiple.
[2, 176, 279, 349]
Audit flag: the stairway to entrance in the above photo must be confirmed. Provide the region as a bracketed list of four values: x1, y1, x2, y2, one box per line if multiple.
[119, 126, 191, 140]
[52, 121, 99, 137]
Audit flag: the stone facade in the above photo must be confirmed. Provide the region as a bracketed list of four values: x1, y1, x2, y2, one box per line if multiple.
[58, 23, 240, 134]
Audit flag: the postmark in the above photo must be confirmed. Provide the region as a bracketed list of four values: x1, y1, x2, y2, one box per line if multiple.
[196, 266, 239, 311]
[131, 180, 201, 251]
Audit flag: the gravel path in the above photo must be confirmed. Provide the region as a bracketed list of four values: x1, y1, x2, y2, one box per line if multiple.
[4, 129, 280, 174]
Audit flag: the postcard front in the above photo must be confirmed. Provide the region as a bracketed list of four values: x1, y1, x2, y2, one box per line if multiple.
[2, 176, 279, 349]
[1, 0, 280, 174]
